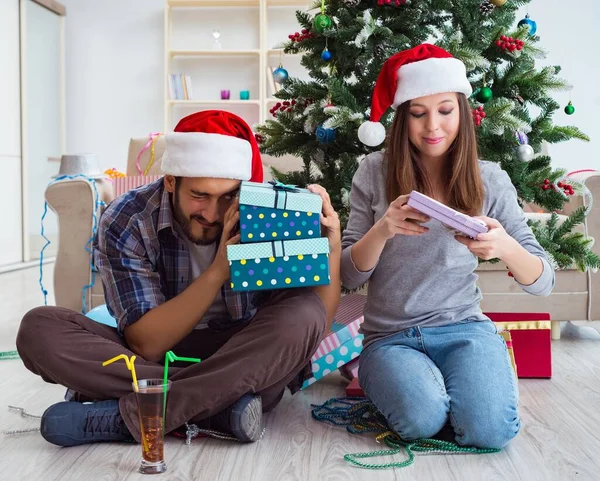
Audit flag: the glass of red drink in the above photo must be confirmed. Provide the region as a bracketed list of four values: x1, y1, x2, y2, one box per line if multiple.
[134, 379, 171, 475]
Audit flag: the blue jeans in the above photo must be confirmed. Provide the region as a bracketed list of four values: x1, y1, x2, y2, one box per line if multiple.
[358, 320, 520, 449]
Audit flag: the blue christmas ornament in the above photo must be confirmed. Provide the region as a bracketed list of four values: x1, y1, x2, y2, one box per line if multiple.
[316, 125, 336, 144]
[273, 66, 289, 84]
[518, 14, 537, 36]
[321, 48, 332, 61]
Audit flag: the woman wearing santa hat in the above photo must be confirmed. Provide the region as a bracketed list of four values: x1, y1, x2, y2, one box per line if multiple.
[342, 44, 555, 449]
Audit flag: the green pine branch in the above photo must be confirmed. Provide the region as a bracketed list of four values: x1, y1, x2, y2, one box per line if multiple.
[479, 98, 531, 135]
[554, 206, 586, 239]
[541, 126, 590, 144]
[529, 209, 599, 272]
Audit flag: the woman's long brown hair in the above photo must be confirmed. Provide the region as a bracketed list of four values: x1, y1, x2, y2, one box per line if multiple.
[384, 93, 484, 216]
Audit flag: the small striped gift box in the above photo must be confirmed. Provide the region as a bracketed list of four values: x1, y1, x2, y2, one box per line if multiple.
[302, 293, 367, 389]
[112, 175, 163, 198]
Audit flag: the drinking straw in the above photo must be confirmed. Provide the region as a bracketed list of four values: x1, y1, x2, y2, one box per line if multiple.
[163, 351, 201, 418]
[102, 354, 147, 451]
[102, 354, 140, 392]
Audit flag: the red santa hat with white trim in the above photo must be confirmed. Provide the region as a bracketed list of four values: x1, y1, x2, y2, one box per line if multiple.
[161, 110, 264, 182]
[358, 43, 473, 147]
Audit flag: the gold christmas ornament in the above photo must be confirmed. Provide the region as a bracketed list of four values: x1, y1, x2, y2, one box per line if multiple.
[490, 0, 507, 6]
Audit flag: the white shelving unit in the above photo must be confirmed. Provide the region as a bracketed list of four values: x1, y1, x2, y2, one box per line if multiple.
[164, 0, 314, 132]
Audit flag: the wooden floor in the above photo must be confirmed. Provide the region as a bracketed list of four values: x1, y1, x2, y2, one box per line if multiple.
[1, 265, 600, 481]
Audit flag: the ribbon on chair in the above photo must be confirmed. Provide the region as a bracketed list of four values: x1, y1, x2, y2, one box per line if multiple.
[136, 132, 163, 175]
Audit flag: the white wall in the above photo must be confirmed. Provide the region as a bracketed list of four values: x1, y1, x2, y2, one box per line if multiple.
[24, 0, 64, 259]
[0, 0, 22, 157]
[516, 0, 599, 172]
[61, 0, 599, 173]
[0, 0, 24, 266]
[61, 0, 165, 172]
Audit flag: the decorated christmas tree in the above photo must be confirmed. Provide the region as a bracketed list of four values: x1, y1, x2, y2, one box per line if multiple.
[256, 0, 599, 271]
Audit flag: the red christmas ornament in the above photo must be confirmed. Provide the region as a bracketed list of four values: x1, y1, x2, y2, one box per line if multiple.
[508, 271, 514, 278]
[546, 180, 576, 196]
[289, 29, 314, 44]
[561, 183, 575, 196]
[255, 133, 264, 144]
[270, 98, 308, 117]
[496, 35, 524, 53]
[472, 105, 486, 126]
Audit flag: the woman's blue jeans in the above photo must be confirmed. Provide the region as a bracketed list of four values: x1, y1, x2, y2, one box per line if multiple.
[358, 320, 520, 449]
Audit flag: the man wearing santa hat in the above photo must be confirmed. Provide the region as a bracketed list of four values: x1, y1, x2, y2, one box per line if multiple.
[16, 110, 341, 447]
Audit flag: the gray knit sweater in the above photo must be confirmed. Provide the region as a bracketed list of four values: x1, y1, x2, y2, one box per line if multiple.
[341, 152, 555, 347]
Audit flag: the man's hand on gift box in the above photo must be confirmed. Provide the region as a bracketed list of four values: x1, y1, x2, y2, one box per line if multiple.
[307, 184, 341, 252]
[210, 198, 242, 285]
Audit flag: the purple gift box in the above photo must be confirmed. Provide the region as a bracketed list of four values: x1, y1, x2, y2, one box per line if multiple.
[407, 191, 488, 239]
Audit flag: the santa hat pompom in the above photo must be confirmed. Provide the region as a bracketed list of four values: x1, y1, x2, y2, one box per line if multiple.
[358, 121, 386, 147]
[359, 43, 472, 147]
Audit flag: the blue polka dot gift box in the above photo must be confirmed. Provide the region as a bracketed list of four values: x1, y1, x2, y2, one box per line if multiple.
[227, 237, 330, 291]
[238, 180, 323, 243]
[302, 294, 367, 389]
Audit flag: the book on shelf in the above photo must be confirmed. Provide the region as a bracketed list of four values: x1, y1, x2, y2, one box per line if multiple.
[168, 73, 193, 100]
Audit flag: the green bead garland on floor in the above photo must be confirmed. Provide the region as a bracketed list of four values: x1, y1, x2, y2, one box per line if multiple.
[311, 397, 500, 469]
[0, 350, 19, 360]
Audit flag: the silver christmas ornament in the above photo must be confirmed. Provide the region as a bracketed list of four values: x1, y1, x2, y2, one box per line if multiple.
[516, 144, 535, 162]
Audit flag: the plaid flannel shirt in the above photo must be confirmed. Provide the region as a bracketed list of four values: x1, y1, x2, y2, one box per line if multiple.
[93, 179, 258, 335]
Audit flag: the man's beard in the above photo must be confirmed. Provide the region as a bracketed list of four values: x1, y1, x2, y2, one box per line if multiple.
[172, 190, 222, 246]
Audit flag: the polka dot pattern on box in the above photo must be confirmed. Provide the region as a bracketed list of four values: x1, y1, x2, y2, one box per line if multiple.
[240, 204, 321, 243]
[230, 252, 330, 291]
[302, 334, 365, 389]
